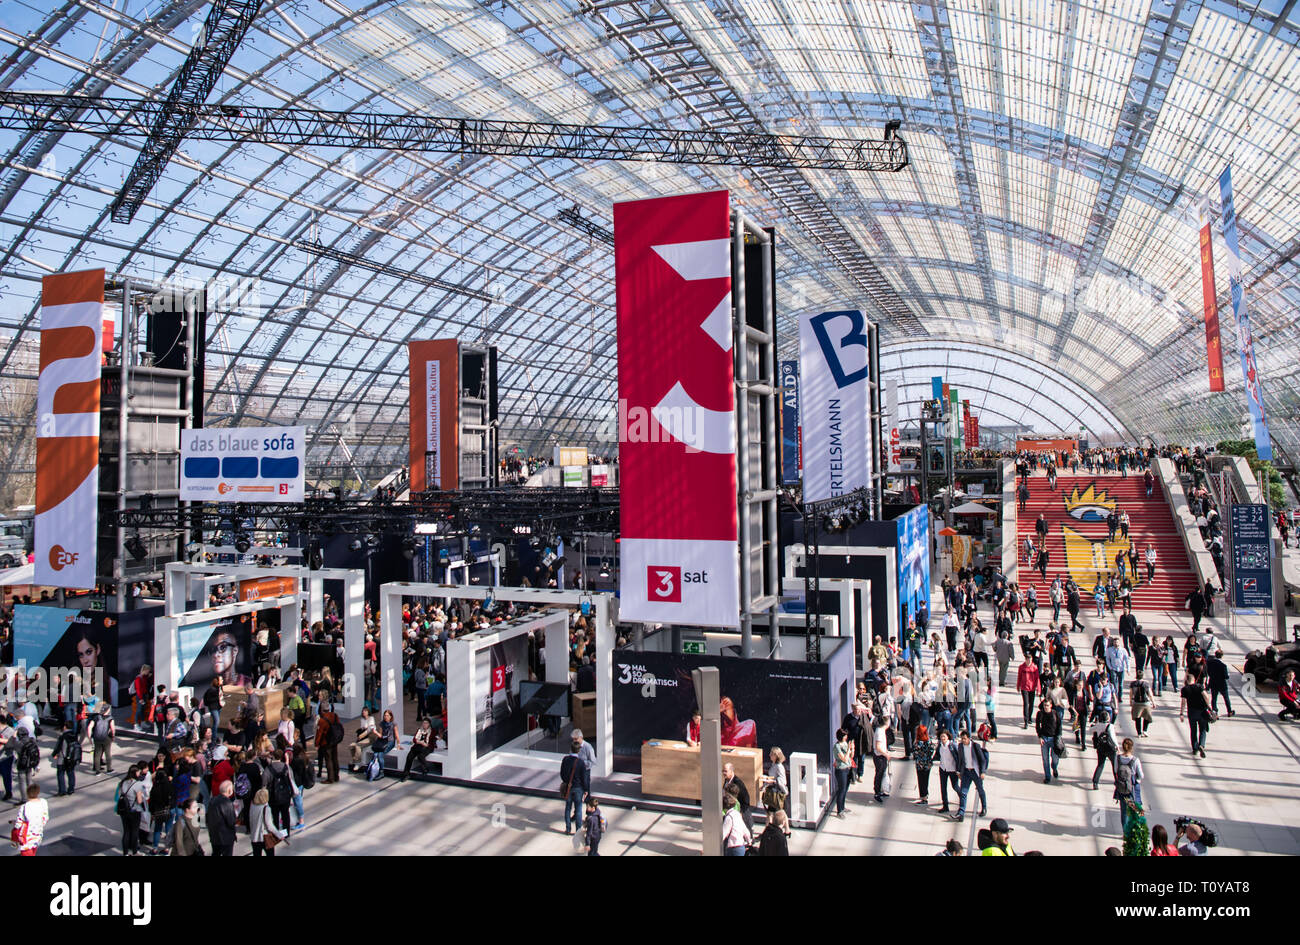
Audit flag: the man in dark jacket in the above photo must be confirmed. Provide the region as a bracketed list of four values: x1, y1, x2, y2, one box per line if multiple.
[207, 780, 238, 856]
[951, 731, 987, 822]
[1066, 584, 1082, 631]
[1034, 698, 1061, 782]
[1185, 587, 1206, 634]
[723, 762, 752, 831]
[559, 741, 590, 835]
[1206, 650, 1233, 717]
[1118, 610, 1138, 654]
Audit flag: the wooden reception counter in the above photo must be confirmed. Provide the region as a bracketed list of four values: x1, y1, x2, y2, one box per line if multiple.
[640, 740, 763, 803]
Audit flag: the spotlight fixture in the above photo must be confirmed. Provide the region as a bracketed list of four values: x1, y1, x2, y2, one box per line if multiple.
[349, 538, 363, 552]
[125, 534, 148, 561]
[365, 533, 380, 549]
[308, 541, 324, 570]
[884, 119, 901, 140]
[234, 532, 251, 554]
[541, 549, 557, 569]
[402, 535, 419, 559]
[551, 555, 568, 571]
[598, 561, 611, 579]
[464, 548, 478, 565]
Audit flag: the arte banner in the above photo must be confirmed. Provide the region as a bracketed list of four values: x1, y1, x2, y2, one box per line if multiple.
[799, 309, 875, 502]
[1197, 199, 1226, 392]
[1218, 167, 1272, 461]
[885, 378, 901, 474]
[35, 269, 104, 589]
[408, 339, 460, 491]
[615, 190, 739, 627]
[779, 360, 801, 485]
[181, 426, 305, 502]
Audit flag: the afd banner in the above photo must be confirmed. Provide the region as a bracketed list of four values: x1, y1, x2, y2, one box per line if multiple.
[779, 360, 801, 485]
[1197, 198, 1227, 392]
[35, 269, 104, 589]
[614, 190, 740, 627]
[799, 309, 875, 502]
[181, 426, 305, 502]
[408, 339, 460, 491]
[1218, 167, 1272, 461]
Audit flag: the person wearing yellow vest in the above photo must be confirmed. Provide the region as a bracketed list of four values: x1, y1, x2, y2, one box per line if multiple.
[981, 818, 1016, 856]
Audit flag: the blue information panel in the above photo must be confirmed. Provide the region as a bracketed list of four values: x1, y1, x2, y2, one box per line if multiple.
[1230, 503, 1273, 609]
[779, 360, 800, 485]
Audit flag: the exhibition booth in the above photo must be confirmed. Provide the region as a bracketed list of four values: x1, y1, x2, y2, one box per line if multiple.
[379, 581, 617, 778]
[163, 561, 366, 717]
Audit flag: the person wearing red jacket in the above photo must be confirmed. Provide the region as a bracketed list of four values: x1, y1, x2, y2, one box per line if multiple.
[1279, 669, 1300, 722]
[1017, 660, 1040, 729]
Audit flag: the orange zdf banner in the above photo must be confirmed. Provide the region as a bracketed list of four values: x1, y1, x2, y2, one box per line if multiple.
[35, 269, 104, 589]
[1198, 200, 1226, 393]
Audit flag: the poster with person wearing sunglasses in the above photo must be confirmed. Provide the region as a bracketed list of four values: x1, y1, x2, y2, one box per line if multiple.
[178, 614, 253, 691]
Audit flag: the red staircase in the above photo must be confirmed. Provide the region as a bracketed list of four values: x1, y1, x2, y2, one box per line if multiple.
[1015, 471, 1198, 611]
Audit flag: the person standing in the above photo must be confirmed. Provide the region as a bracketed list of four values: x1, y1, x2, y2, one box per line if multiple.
[980, 818, 1016, 856]
[912, 725, 934, 805]
[316, 702, 341, 783]
[116, 766, 148, 856]
[1036, 513, 1048, 546]
[1035, 698, 1060, 783]
[935, 729, 959, 813]
[871, 714, 890, 804]
[90, 703, 115, 775]
[1016, 658, 1040, 729]
[169, 797, 205, 856]
[207, 779, 237, 856]
[582, 796, 605, 857]
[53, 719, 81, 797]
[831, 728, 852, 818]
[1180, 672, 1212, 758]
[1144, 545, 1157, 582]
[1130, 671, 1154, 737]
[1184, 587, 1206, 634]
[951, 730, 987, 822]
[994, 631, 1014, 688]
[11, 726, 39, 802]
[9, 784, 48, 856]
[721, 794, 750, 856]
[1105, 638, 1130, 706]
[559, 738, 589, 834]
[249, 788, 288, 856]
[1206, 650, 1234, 717]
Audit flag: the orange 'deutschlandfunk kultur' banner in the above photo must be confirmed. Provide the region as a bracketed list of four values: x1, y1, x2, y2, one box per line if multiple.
[1197, 199, 1226, 393]
[408, 339, 460, 493]
[35, 269, 104, 589]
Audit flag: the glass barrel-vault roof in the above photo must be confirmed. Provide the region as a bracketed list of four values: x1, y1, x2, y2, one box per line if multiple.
[0, 0, 1297, 497]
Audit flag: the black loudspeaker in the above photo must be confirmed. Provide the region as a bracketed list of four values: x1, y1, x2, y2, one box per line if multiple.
[147, 287, 207, 428]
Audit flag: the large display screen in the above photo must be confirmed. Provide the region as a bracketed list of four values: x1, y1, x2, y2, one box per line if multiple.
[474, 632, 529, 757]
[178, 613, 254, 692]
[896, 504, 931, 632]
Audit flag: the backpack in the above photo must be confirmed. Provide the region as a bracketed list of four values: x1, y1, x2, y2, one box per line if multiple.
[115, 780, 133, 815]
[234, 772, 252, 798]
[1115, 758, 1135, 797]
[17, 737, 39, 771]
[269, 767, 293, 807]
[93, 716, 111, 741]
[328, 718, 345, 746]
[60, 736, 82, 767]
[300, 762, 315, 790]
[365, 754, 384, 781]
[977, 744, 990, 771]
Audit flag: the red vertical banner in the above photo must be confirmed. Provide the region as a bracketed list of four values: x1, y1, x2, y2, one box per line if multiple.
[615, 190, 739, 627]
[1198, 200, 1226, 393]
[971, 416, 979, 448]
[35, 269, 104, 589]
[408, 339, 460, 492]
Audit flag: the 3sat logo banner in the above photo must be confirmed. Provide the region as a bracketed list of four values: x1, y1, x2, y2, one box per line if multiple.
[614, 190, 739, 627]
[180, 426, 306, 503]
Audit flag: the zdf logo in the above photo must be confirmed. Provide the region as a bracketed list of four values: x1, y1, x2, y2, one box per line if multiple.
[49, 545, 79, 571]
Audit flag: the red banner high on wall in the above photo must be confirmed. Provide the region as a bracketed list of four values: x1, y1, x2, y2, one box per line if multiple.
[408, 339, 461, 492]
[1198, 199, 1226, 393]
[35, 269, 104, 589]
[614, 190, 739, 627]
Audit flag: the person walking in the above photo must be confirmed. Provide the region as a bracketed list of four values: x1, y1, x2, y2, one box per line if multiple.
[12, 727, 40, 802]
[951, 731, 988, 822]
[1184, 587, 1206, 635]
[582, 796, 605, 857]
[1179, 672, 1212, 758]
[1105, 638, 1130, 705]
[935, 729, 959, 813]
[1017, 658, 1040, 729]
[90, 703, 115, 775]
[1144, 544, 1157, 582]
[994, 631, 1014, 688]
[1130, 671, 1154, 737]
[1066, 582, 1083, 632]
[1206, 650, 1234, 717]
[1114, 738, 1144, 834]
[559, 739, 590, 835]
[1049, 576, 1063, 623]
[1089, 707, 1117, 790]
[831, 728, 852, 818]
[1035, 698, 1060, 783]
[9, 784, 49, 856]
[169, 798, 205, 856]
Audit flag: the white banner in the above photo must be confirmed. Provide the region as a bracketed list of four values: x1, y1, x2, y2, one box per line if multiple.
[35, 270, 104, 589]
[798, 309, 875, 502]
[181, 425, 306, 503]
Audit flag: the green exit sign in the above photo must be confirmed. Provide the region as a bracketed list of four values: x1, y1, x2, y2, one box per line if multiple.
[682, 640, 706, 654]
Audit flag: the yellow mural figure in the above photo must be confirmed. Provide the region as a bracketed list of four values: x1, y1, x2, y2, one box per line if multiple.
[1059, 482, 1136, 588]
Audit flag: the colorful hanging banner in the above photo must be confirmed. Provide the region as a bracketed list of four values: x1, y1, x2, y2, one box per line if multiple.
[779, 360, 801, 485]
[949, 387, 960, 454]
[1218, 166, 1272, 461]
[799, 309, 875, 502]
[885, 377, 901, 474]
[1197, 199, 1226, 393]
[35, 269, 104, 589]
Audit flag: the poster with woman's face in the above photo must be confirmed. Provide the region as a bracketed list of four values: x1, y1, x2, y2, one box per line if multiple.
[12, 606, 119, 705]
[178, 614, 253, 691]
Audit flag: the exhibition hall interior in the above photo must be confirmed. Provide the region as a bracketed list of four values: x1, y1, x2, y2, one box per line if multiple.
[1, 0, 1299, 863]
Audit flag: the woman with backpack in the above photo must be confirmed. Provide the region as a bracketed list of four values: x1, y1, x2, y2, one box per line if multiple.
[147, 766, 175, 854]
[265, 749, 296, 832]
[288, 745, 311, 828]
[116, 765, 148, 856]
[1114, 738, 1144, 833]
